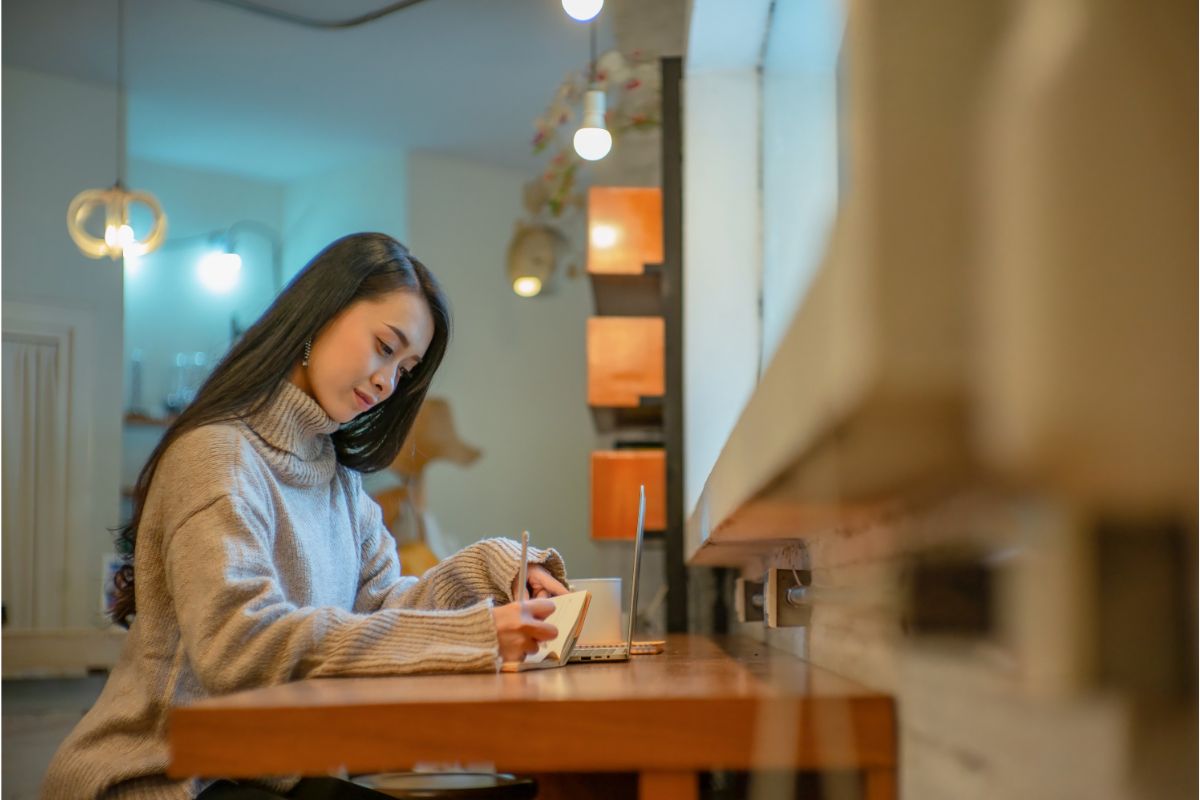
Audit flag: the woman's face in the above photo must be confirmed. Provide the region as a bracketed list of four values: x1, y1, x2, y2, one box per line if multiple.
[294, 290, 435, 424]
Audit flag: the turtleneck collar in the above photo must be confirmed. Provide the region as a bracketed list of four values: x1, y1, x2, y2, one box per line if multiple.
[241, 380, 341, 487]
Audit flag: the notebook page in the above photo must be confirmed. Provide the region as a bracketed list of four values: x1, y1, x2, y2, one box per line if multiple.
[523, 590, 590, 665]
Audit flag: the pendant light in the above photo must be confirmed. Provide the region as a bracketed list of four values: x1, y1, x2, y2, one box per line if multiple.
[67, 0, 167, 261]
[562, 0, 603, 23]
[573, 19, 611, 162]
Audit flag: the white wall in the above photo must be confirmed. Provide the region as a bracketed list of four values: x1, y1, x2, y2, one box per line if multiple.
[282, 152, 409, 280]
[1, 67, 124, 628]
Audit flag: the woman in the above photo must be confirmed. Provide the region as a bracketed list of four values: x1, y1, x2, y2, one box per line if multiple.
[43, 233, 568, 799]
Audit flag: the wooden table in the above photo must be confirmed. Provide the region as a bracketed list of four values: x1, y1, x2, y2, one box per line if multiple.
[169, 635, 895, 799]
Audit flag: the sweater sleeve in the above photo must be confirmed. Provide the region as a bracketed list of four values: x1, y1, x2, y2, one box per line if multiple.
[162, 493, 503, 695]
[353, 487, 570, 613]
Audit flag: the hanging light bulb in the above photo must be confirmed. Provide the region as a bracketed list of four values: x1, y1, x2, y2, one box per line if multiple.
[573, 16, 611, 162]
[562, 0, 603, 22]
[67, 0, 166, 262]
[574, 88, 612, 161]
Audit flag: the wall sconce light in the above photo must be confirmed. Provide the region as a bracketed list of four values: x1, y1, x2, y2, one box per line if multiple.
[127, 220, 282, 300]
[197, 239, 242, 294]
[507, 222, 567, 299]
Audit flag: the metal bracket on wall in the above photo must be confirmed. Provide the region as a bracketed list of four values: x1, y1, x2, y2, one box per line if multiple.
[901, 550, 994, 639]
[765, 568, 812, 628]
[734, 578, 765, 623]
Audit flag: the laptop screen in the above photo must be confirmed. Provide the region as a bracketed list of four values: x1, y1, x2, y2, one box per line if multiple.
[625, 484, 646, 649]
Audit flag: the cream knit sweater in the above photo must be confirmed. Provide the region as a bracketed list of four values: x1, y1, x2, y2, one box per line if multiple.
[42, 382, 566, 799]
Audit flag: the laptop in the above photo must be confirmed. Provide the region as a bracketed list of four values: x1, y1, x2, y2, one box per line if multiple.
[568, 484, 661, 662]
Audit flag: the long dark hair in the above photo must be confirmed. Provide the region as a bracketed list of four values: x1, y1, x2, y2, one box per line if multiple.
[111, 232, 451, 627]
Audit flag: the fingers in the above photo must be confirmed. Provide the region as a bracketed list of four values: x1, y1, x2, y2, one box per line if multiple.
[495, 604, 556, 663]
[514, 563, 569, 601]
[521, 619, 559, 641]
[494, 600, 559, 663]
[520, 598, 556, 620]
[529, 567, 570, 597]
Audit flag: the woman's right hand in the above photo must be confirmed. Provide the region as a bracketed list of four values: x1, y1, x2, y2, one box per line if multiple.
[492, 599, 558, 663]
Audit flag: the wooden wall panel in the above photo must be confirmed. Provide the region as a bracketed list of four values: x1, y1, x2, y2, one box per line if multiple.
[587, 187, 664, 275]
[587, 317, 665, 407]
[591, 450, 667, 539]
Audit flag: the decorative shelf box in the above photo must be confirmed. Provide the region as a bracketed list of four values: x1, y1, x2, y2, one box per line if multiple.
[587, 187, 665, 318]
[587, 317, 665, 409]
[591, 450, 667, 540]
[589, 270, 663, 318]
[587, 187, 663, 276]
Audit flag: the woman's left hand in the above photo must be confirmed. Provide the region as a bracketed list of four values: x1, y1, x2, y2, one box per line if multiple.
[513, 564, 569, 600]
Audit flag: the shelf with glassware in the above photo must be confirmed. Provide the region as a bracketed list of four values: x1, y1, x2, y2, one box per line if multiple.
[121, 347, 211, 517]
[121, 412, 173, 508]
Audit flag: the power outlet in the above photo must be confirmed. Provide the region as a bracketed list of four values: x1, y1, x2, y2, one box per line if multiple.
[765, 568, 812, 629]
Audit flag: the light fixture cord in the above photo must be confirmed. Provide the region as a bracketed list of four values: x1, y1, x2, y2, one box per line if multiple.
[196, 0, 432, 30]
[589, 16, 597, 83]
[116, 0, 126, 187]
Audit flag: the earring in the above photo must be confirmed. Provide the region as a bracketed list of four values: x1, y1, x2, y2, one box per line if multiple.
[302, 339, 312, 367]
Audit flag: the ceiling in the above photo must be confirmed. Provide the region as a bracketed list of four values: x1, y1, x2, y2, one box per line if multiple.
[1, 0, 683, 182]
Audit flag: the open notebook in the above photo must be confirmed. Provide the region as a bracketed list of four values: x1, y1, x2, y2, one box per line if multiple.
[500, 590, 591, 672]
